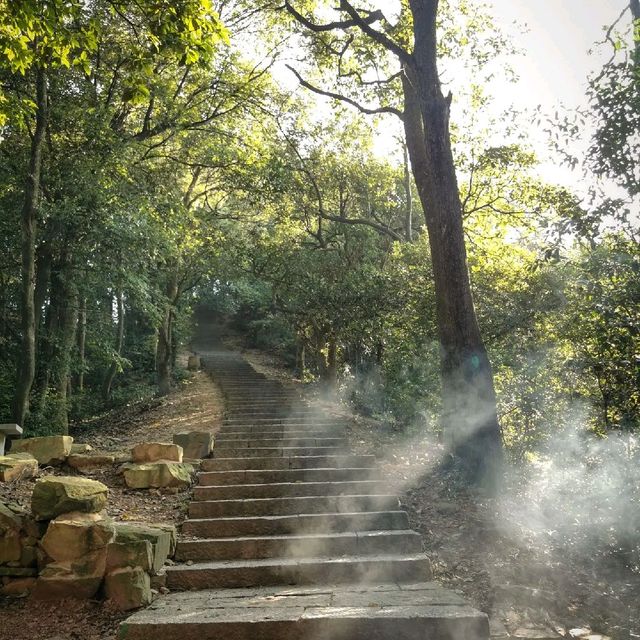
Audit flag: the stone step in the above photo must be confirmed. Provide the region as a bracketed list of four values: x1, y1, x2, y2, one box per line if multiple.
[217, 426, 346, 435]
[224, 407, 304, 413]
[223, 391, 291, 395]
[201, 455, 376, 472]
[176, 530, 422, 561]
[119, 583, 489, 640]
[214, 437, 347, 448]
[197, 467, 377, 486]
[193, 480, 386, 500]
[165, 553, 432, 590]
[182, 510, 409, 537]
[222, 416, 348, 426]
[211, 446, 343, 458]
[223, 399, 304, 404]
[188, 494, 400, 518]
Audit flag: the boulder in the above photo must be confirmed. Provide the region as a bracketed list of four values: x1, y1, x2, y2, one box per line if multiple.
[67, 453, 115, 472]
[156, 524, 178, 556]
[0, 453, 38, 482]
[0, 502, 23, 563]
[33, 549, 106, 599]
[0, 531, 21, 564]
[20, 544, 38, 567]
[512, 629, 561, 640]
[113, 523, 175, 574]
[131, 442, 183, 463]
[172, 431, 214, 459]
[187, 355, 200, 371]
[0, 501, 23, 531]
[0, 566, 37, 577]
[0, 577, 36, 597]
[106, 540, 154, 573]
[70, 443, 93, 454]
[10, 436, 73, 465]
[122, 461, 193, 490]
[31, 476, 108, 521]
[41, 512, 115, 562]
[105, 566, 152, 611]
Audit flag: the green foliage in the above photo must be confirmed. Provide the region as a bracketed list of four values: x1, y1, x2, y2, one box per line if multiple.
[0, 0, 636, 458]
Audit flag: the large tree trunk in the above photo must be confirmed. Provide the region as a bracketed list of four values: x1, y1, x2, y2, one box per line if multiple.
[102, 290, 125, 401]
[405, 0, 503, 486]
[13, 67, 48, 427]
[156, 275, 178, 397]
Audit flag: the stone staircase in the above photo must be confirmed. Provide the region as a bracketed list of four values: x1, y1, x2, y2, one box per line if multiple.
[119, 348, 489, 639]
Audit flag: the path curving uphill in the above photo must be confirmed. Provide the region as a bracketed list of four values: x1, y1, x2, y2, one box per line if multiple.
[119, 326, 488, 639]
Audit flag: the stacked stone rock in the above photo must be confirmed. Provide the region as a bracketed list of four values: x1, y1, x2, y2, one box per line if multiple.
[120, 442, 197, 490]
[0, 434, 215, 608]
[0, 475, 176, 609]
[0, 501, 44, 596]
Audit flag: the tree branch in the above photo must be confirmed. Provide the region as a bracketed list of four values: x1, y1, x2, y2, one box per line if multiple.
[284, 0, 383, 32]
[319, 211, 404, 241]
[286, 65, 403, 118]
[338, 0, 412, 64]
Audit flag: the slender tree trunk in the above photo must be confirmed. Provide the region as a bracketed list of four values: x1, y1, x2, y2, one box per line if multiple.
[102, 290, 125, 401]
[34, 240, 52, 339]
[33, 296, 56, 416]
[324, 338, 338, 391]
[13, 67, 48, 427]
[405, 1, 503, 485]
[403, 143, 413, 241]
[76, 298, 87, 392]
[296, 339, 306, 380]
[156, 275, 178, 396]
[49, 264, 78, 434]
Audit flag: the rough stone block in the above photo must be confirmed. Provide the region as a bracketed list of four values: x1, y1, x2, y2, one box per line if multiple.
[19, 544, 38, 567]
[122, 462, 193, 490]
[10, 435, 73, 465]
[0, 566, 37, 577]
[41, 512, 115, 562]
[70, 443, 93, 454]
[67, 453, 115, 472]
[172, 431, 214, 459]
[31, 476, 109, 521]
[106, 566, 152, 611]
[106, 540, 154, 573]
[33, 550, 106, 600]
[113, 523, 175, 574]
[131, 443, 183, 463]
[0, 453, 38, 482]
[0, 577, 36, 597]
[0, 531, 21, 563]
[0, 501, 23, 532]
[187, 355, 200, 371]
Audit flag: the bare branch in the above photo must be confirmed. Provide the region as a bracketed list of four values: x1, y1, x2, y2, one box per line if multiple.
[286, 65, 403, 118]
[284, 0, 383, 32]
[338, 0, 412, 64]
[319, 212, 405, 241]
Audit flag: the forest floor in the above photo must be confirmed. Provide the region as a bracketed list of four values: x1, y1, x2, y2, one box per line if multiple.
[1, 335, 638, 640]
